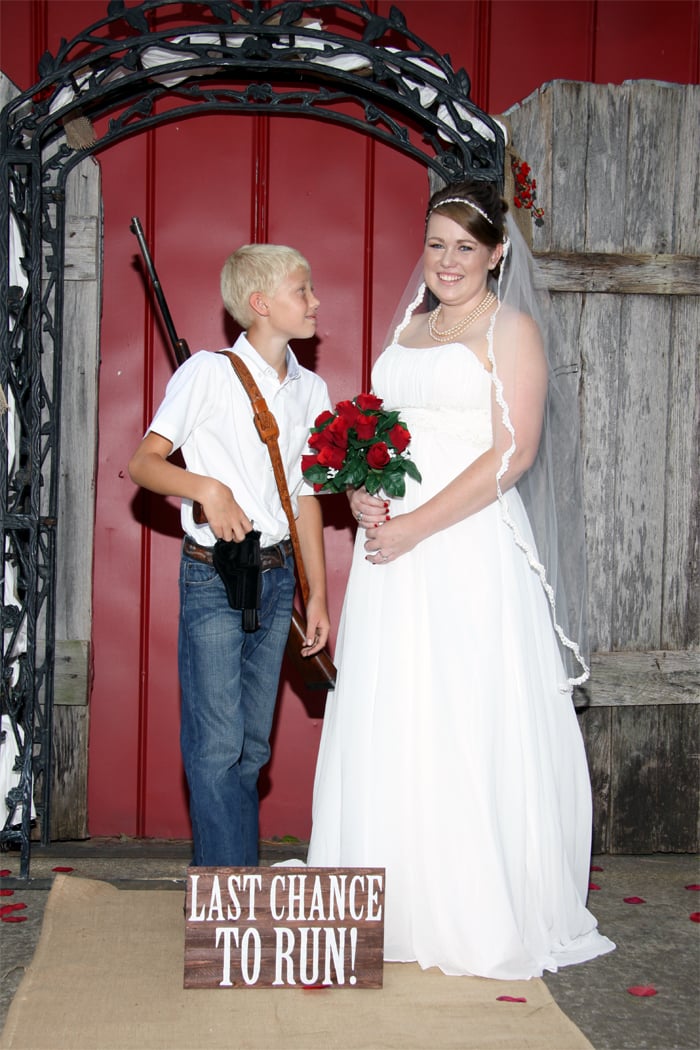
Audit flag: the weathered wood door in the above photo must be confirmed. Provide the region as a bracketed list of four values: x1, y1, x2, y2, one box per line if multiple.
[507, 80, 699, 852]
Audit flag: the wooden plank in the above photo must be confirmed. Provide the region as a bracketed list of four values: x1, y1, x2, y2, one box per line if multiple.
[534, 251, 700, 294]
[624, 82, 680, 254]
[56, 158, 101, 647]
[654, 703, 700, 852]
[582, 650, 700, 707]
[577, 705, 611, 854]
[502, 81, 552, 253]
[50, 157, 101, 842]
[607, 701, 699, 853]
[42, 217, 99, 282]
[184, 868, 385, 989]
[662, 297, 700, 649]
[609, 705, 659, 853]
[550, 82, 589, 253]
[580, 649, 699, 854]
[579, 294, 622, 651]
[53, 639, 90, 706]
[64, 215, 99, 281]
[612, 295, 669, 648]
[585, 84, 628, 253]
[50, 705, 89, 840]
[675, 85, 700, 256]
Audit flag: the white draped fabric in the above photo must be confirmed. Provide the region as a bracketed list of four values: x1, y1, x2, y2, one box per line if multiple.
[308, 340, 615, 979]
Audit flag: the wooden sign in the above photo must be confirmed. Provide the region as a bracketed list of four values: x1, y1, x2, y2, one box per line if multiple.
[184, 867, 385, 989]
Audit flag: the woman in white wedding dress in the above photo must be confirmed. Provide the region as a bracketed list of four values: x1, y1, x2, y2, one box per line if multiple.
[307, 180, 615, 980]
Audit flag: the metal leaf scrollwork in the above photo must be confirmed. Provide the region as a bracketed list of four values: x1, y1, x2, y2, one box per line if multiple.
[0, 0, 504, 877]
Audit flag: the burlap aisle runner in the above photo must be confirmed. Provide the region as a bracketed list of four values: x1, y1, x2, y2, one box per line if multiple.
[0, 876, 594, 1050]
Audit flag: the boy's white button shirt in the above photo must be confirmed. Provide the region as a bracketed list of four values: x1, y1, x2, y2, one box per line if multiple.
[147, 333, 331, 548]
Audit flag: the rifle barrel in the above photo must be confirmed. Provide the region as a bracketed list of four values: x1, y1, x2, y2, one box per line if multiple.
[130, 216, 190, 365]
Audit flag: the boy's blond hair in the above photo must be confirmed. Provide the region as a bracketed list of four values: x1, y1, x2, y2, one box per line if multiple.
[220, 244, 311, 329]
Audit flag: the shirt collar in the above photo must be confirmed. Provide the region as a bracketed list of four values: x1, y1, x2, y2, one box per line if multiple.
[232, 332, 301, 384]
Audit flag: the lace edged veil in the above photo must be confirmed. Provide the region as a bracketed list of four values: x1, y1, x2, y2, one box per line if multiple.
[385, 210, 590, 690]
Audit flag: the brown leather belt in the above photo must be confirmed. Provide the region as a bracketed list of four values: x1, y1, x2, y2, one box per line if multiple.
[183, 535, 292, 571]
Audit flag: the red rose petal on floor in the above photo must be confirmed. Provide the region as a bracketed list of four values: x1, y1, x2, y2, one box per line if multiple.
[0, 902, 27, 914]
[52, 866, 74, 873]
[0, 869, 11, 877]
[689, 913, 700, 923]
[589, 882, 601, 890]
[590, 865, 604, 872]
[0, 889, 14, 896]
[685, 884, 700, 891]
[627, 986, 657, 997]
[497, 996, 528, 1003]
[623, 897, 646, 904]
[1, 915, 28, 923]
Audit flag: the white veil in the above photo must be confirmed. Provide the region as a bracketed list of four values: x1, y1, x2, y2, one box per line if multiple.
[386, 203, 590, 690]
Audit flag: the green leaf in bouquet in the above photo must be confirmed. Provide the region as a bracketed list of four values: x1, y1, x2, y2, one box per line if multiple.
[304, 462, 330, 485]
[376, 409, 401, 435]
[364, 472, 385, 496]
[404, 459, 422, 482]
[381, 474, 406, 498]
[344, 460, 369, 489]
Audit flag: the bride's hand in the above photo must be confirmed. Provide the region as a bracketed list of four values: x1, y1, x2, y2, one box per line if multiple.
[363, 514, 419, 565]
[347, 487, 388, 529]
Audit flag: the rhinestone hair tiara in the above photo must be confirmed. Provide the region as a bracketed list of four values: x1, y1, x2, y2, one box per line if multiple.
[428, 196, 495, 227]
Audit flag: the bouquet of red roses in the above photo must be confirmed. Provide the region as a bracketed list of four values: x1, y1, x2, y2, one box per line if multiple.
[302, 393, 421, 498]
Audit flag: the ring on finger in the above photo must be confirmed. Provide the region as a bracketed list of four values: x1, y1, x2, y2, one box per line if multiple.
[357, 511, 363, 522]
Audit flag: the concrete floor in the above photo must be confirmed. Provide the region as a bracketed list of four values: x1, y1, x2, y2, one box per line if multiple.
[1, 840, 698, 1050]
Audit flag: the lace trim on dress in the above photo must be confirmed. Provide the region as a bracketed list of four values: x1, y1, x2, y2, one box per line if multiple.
[485, 307, 590, 690]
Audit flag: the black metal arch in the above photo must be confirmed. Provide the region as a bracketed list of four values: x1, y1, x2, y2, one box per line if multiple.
[0, 0, 504, 875]
[6, 0, 503, 182]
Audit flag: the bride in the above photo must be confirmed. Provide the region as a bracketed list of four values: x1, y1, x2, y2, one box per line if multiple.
[306, 179, 615, 980]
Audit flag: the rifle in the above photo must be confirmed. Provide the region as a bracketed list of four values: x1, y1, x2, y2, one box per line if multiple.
[131, 216, 202, 519]
[130, 216, 191, 367]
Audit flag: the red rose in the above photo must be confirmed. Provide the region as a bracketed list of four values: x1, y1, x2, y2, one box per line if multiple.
[336, 400, 377, 440]
[301, 454, 318, 474]
[313, 409, 335, 428]
[355, 393, 383, 412]
[317, 444, 346, 470]
[337, 400, 364, 424]
[389, 423, 410, 453]
[308, 430, 326, 451]
[366, 442, 390, 469]
[354, 415, 378, 440]
[335, 399, 360, 420]
[326, 415, 350, 448]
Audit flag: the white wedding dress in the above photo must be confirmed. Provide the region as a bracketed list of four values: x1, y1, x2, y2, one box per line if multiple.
[307, 340, 615, 980]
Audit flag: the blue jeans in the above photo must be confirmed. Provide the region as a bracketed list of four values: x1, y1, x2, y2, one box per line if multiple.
[178, 543, 295, 866]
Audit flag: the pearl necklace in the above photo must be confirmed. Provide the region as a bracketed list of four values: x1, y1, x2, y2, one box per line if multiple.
[427, 290, 496, 343]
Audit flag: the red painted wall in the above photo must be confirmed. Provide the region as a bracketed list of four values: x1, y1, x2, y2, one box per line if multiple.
[2, 0, 698, 841]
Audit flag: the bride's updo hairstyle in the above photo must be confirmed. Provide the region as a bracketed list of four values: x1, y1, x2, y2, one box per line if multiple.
[426, 180, 508, 280]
